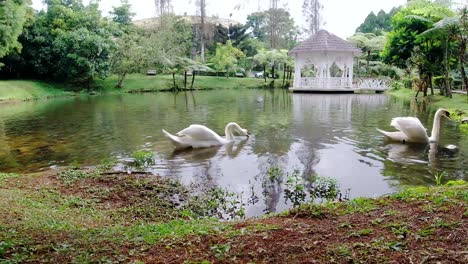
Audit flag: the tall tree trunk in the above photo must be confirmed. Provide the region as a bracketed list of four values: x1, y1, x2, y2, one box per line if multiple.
[200, 0, 206, 62]
[264, 65, 267, 83]
[115, 72, 127, 89]
[191, 71, 196, 89]
[459, 40, 467, 93]
[172, 72, 177, 89]
[366, 50, 370, 77]
[442, 37, 449, 96]
[429, 74, 434, 96]
[184, 71, 187, 90]
[282, 63, 286, 87]
[271, 65, 275, 83]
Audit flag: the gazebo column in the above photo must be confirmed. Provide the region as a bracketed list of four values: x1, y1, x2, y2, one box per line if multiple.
[294, 56, 302, 88]
[349, 61, 354, 88]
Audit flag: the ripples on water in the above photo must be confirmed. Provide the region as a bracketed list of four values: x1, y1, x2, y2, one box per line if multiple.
[0, 90, 466, 217]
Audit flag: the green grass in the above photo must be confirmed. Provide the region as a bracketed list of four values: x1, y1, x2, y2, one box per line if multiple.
[0, 75, 270, 103]
[388, 88, 468, 133]
[0, 80, 75, 102]
[387, 88, 468, 111]
[94, 74, 268, 92]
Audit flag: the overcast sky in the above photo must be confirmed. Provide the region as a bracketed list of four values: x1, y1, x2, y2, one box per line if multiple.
[32, 0, 409, 38]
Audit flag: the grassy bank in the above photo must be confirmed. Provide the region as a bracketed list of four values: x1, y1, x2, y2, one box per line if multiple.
[0, 75, 270, 103]
[388, 88, 468, 133]
[1, 167, 466, 263]
[94, 74, 269, 92]
[388, 88, 468, 111]
[0, 80, 75, 102]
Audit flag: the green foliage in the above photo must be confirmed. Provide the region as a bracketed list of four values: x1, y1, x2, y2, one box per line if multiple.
[356, 8, 400, 35]
[145, 15, 193, 71]
[109, 0, 135, 26]
[58, 167, 99, 185]
[434, 171, 447, 186]
[131, 150, 155, 168]
[0, 0, 31, 64]
[245, 8, 299, 49]
[382, 0, 454, 70]
[309, 175, 339, 200]
[284, 170, 307, 207]
[1, 0, 115, 86]
[210, 40, 245, 76]
[110, 32, 146, 88]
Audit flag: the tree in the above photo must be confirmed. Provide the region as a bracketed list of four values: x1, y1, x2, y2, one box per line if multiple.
[54, 27, 114, 90]
[109, 0, 135, 26]
[154, 0, 172, 17]
[382, 0, 454, 96]
[1, 0, 115, 87]
[356, 8, 400, 35]
[302, 0, 323, 37]
[348, 33, 387, 76]
[195, 0, 207, 62]
[110, 32, 145, 88]
[210, 40, 245, 77]
[0, 0, 31, 66]
[425, 7, 468, 93]
[245, 9, 299, 49]
[145, 15, 193, 68]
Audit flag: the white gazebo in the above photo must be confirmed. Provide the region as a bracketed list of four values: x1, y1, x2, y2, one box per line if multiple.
[288, 30, 362, 92]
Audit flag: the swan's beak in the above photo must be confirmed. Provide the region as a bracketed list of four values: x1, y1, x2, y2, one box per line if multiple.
[243, 129, 250, 137]
[444, 111, 453, 121]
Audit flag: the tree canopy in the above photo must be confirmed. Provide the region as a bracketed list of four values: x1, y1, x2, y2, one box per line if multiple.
[0, 0, 32, 66]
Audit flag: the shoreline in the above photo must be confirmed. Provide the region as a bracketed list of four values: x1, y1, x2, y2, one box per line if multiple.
[0, 168, 466, 263]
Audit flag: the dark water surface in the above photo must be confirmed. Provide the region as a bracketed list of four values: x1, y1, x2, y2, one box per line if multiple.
[0, 90, 466, 217]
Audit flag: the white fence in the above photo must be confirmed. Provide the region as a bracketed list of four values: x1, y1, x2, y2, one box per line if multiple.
[299, 77, 351, 89]
[355, 78, 390, 90]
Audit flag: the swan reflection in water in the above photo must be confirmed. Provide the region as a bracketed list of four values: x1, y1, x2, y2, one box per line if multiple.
[168, 138, 249, 160]
[383, 142, 459, 167]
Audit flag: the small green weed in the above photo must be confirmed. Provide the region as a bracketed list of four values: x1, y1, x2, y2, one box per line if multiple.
[210, 243, 231, 260]
[346, 198, 377, 214]
[132, 150, 155, 168]
[284, 170, 307, 207]
[434, 171, 447, 186]
[349, 228, 373, 238]
[418, 226, 436, 237]
[309, 175, 339, 201]
[58, 168, 99, 185]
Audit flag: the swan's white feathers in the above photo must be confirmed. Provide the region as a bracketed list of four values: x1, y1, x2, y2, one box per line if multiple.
[162, 123, 248, 149]
[390, 117, 428, 143]
[376, 129, 408, 142]
[175, 125, 222, 141]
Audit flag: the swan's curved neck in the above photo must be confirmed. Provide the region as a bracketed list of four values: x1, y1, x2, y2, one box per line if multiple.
[225, 124, 235, 141]
[429, 111, 443, 142]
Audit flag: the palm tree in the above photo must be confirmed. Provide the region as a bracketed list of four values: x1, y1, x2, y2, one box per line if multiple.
[424, 7, 468, 93]
[348, 33, 386, 77]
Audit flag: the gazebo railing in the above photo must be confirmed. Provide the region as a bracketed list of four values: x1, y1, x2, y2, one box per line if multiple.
[355, 78, 390, 90]
[300, 77, 351, 89]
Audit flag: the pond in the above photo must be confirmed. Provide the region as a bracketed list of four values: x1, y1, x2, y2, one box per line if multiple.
[0, 90, 466, 217]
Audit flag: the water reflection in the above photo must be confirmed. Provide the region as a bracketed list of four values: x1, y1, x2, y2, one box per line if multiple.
[0, 90, 466, 216]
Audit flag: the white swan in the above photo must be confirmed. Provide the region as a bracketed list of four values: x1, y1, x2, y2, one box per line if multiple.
[377, 108, 451, 143]
[162, 122, 249, 149]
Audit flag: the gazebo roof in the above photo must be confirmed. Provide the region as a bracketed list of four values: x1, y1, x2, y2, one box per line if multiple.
[289, 30, 361, 55]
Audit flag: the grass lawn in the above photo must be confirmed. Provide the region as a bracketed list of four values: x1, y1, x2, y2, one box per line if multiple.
[0, 80, 74, 102]
[0, 75, 272, 103]
[94, 74, 269, 92]
[388, 88, 468, 111]
[0, 166, 466, 263]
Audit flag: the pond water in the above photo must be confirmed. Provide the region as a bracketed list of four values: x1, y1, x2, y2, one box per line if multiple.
[0, 90, 466, 217]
